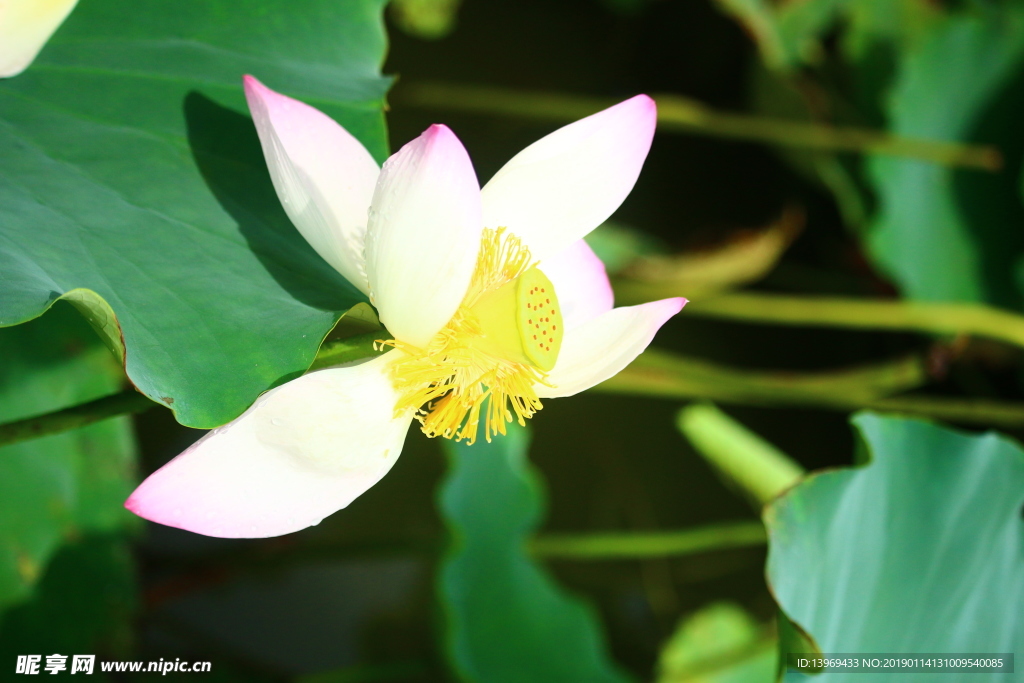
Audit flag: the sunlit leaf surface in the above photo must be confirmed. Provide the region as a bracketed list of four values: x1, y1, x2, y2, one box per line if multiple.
[0, 0, 390, 427]
[438, 425, 630, 683]
[767, 413, 1024, 682]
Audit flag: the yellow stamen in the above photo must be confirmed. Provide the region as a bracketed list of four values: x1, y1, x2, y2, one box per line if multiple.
[383, 228, 564, 444]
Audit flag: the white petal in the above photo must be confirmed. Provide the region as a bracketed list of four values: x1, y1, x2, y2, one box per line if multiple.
[0, 0, 78, 77]
[538, 239, 614, 330]
[481, 95, 656, 261]
[125, 353, 413, 538]
[537, 298, 686, 399]
[244, 75, 379, 294]
[365, 125, 482, 348]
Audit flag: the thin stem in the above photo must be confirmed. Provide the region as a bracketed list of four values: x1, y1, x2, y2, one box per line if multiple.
[869, 394, 1024, 427]
[150, 525, 764, 577]
[600, 349, 1024, 428]
[529, 521, 766, 560]
[598, 350, 927, 406]
[10, 291, 1024, 448]
[0, 332, 387, 450]
[0, 390, 154, 448]
[678, 403, 804, 506]
[682, 292, 1024, 351]
[393, 82, 1001, 170]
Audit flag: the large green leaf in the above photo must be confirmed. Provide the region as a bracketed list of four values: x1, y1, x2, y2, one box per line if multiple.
[865, 7, 1024, 302]
[766, 413, 1024, 681]
[0, 0, 390, 427]
[438, 425, 630, 683]
[0, 304, 137, 611]
[714, 1, 1024, 304]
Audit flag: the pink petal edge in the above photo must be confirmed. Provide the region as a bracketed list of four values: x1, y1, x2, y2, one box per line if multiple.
[124, 356, 412, 539]
[537, 296, 687, 399]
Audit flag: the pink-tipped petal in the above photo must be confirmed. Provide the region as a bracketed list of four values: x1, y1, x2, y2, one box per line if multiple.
[125, 353, 413, 539]
[537, 297, 686, 399]
[244, 75, 379, 294]
[0, 0, 78, 77]
[481, 95, 657, 262]
[538, 239, 614, 330]
[365, 124, 482, 348]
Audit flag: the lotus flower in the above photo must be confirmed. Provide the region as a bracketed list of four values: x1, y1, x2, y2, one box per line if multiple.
[0, 0, 79, 78]
[125, 76, 685, 538]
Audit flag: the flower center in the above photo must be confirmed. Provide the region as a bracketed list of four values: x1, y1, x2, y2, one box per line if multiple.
[383, 228, 563, 444]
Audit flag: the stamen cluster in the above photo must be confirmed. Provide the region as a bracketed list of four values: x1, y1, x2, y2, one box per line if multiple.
[383, 229, 550, 444]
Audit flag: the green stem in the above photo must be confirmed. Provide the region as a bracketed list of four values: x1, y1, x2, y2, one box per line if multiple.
[11, 292, 1024, 446]
[528, 521, 766, 559]
[0, 390, 154, 448]
[683, 292, 1024, 351]
[0, 332, 388, 450]
[157, 522, 763, 570]
[600, 349, 1024, 428]
[6, 331, 1022, 450]
[868, 394, 1024, 427]
[393, 82, 1001, 170]
[598, 350, 927, 406]
[677, 403, 804, 506]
